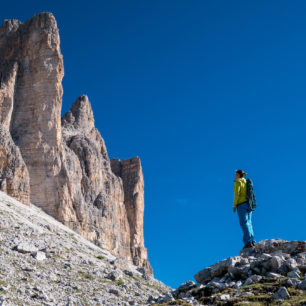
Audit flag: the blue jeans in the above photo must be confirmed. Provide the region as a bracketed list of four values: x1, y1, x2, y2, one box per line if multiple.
[237, 202, 255, 245]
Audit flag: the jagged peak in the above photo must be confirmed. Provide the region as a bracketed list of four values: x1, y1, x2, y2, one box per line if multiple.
[0, 19, 21, 32]
[23, 12, 58, 31]
[61, 95, 95, 132]
[0, 12, 57, 33]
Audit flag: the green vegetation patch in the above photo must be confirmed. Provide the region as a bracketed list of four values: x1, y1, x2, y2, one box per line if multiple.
[144, 282, 165, 291]
[117, 278, 124, 286]
[77, 271, 93, 280]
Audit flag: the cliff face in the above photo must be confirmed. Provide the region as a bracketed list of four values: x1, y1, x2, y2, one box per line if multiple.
[111, 157, 150, 270]
[0, 13, 152, 274]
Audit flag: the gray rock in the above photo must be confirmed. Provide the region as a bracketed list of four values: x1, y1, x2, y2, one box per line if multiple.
[266, 272, 283, 279]
[206, 281, 223, 289]
[282, 278, 301, 288]
[261, 253, 272, 261]
[194, 267, 212, 284]
[298, 265, 306, 273]
[240, 257, 249, 265]
[106, 270, 123, 281]
[287, 269, 300, 279]
[278, 262, 289, 275]
[272, 287, 290, 300]
[123, 270, 133, 277]
[234, 280, 243, 289]
[176, 281, 196, 293]
[33, 251, 46, 261]
[299, 280, 306, 290]
[269, 256, 283, 271]
[228, 265, 249, 280]
[208, 256, 241, 279]
[109, 288, 119, 295]
[228, 281, 236, 288]
[156, 292, 175, 303]
[286, 258, 298, 271]
[15, 242, 38, 254]
[216, 294, 231, 301]
[243, 275, 262, 286]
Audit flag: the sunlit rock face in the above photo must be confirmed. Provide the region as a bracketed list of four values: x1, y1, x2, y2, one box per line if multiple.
[0, 12, 152, 274]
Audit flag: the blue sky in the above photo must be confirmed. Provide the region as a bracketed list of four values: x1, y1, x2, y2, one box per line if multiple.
[1, 1, 306, 288]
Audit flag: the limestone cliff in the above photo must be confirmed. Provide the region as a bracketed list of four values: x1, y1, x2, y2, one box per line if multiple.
[0, 12, 152, 274]
[111, 157, 151, 272]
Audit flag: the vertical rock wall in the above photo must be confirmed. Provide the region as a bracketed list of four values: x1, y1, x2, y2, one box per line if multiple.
[111, 157, 152, 274]
[0, 125, 30, 204]
[0, 13, 152, 274]
[0, 13, 64, 217]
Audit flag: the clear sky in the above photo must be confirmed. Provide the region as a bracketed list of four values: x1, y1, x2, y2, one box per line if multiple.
[1, 0, 306, 288]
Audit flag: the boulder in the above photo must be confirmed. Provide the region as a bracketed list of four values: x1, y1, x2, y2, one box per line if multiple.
[106, 270, 123, 281]
[266, 272, 283, 279]
[194, 267, 212, 284]
[14, 242, 38, 254]
[287, 269, 300, 279]
[176, 281, 196, 293]
[282, 278, 301, 288]
[216, 294, 230, 301]
[33, 251, 46, 261]
[243, 275, 262, 286]
[109, 288, 119, 295]
[272, 287, 290, 300]
[269, 256, 283, 271]
[156, 292, 175, 303]
[299, 280, 306, 290]
[286, 258, 298, 271]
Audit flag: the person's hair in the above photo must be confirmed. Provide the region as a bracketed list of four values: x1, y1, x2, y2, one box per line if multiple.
[236, 169, 247, 178]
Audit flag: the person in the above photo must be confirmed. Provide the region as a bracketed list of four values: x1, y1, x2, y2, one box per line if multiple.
[233, 169, 255, 249]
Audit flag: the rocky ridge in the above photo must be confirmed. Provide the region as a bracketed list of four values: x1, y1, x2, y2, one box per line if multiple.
[156, 239, 306, 305]
[0, 191, 171, 305]
[0, 12, 151, 273]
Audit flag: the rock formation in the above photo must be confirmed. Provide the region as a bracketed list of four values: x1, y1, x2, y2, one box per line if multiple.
[111, 157, 150, 271]
[0, 12, 152, 274]
[0, 13, 64, 217]
[0, 126, 30, 204]
[156, 239, 306, 305]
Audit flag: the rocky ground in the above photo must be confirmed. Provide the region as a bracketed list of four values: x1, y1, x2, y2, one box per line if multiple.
[0, 191, 172, 305]
[157, 239, 306, 305]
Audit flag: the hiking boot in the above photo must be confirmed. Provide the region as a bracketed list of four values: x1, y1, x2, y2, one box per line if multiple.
[242, 242, 253, 249]
[251, 241, 256, 247]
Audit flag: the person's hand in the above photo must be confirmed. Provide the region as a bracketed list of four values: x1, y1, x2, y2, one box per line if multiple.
[233, 207, 236, 213]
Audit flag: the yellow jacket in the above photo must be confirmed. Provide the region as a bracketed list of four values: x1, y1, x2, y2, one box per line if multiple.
[233, 177, 248, 208]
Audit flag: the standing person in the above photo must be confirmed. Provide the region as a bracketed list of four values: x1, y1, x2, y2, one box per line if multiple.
[233, 169, 255, 249]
